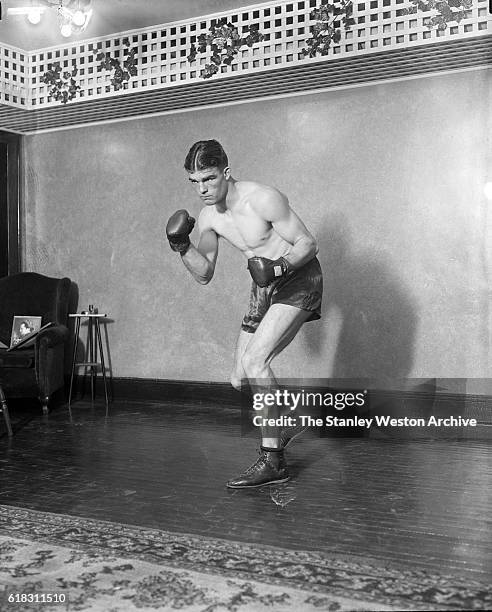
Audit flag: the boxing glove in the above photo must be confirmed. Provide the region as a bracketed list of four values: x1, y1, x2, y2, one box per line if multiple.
[166, 209, 195, 254]
[247, 256, 294, 288]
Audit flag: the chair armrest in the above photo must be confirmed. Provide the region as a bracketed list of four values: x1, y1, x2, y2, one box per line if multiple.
[35, 325, 69, 349]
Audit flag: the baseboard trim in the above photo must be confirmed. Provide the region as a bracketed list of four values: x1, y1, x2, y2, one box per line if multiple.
[69, 375, 240, 407]
[69, 376, 492, 422]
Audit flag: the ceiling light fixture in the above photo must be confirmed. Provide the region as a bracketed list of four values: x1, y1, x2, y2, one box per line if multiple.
[8, 0, 92, 37]
[72, 8, 86, 26]
[27, 7, 43, 24]
[7, 3, 46, 23]
[58, 0, 93, 37]
[7, 0, 93, 37]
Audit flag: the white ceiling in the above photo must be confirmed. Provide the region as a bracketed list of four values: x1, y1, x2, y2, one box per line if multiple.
[0, 0, 260, 51]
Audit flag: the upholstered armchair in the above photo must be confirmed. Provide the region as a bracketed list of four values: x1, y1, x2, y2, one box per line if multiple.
[0, 272, 72, 414]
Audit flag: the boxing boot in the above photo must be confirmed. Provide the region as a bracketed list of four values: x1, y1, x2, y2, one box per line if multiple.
[226, 447, 289, 489]
[280, 424, 308, 449]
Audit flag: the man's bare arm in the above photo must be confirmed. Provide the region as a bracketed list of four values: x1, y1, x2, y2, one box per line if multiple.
[181, 214, 218, 285]
[253, 190, 318, 268]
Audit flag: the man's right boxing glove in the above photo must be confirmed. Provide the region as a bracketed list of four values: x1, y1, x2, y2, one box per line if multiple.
[166, 210, 196, 254]
[247, 256, 293, 287]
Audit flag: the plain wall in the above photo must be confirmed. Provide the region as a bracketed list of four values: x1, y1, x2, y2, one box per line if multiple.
[21, 69, 492, 388]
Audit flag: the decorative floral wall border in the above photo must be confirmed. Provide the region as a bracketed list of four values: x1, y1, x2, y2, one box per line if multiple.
[302, 0, 356, 58]
[402, 0, 474, 31]
[41, 63, 80, 104]
[95, 37, 138, 91]
[42, 39, 138, 104]
[187, 17, 264, 79]
[41, 0, 477, 103]
[303, 0, 475, 58]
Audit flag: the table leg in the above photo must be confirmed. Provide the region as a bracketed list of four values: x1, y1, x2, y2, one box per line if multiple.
[88, 317, 95, 404]
[68, 317, 81, 409]
[95, 319, 109, 409]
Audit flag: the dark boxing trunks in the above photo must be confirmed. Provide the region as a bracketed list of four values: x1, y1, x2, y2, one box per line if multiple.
[241, 256, 323, 333]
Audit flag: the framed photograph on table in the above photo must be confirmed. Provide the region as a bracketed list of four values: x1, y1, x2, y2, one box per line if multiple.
[9, 316, 42, 349]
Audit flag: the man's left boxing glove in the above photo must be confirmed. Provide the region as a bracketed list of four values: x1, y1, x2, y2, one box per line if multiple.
[166, 209, 196, 254]
[247, 256, 293, 288]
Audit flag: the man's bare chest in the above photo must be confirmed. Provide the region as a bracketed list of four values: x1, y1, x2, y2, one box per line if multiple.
[212, 210, 272, 252]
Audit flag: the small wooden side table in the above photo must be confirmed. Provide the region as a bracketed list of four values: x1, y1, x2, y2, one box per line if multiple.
[0, 385, 13, 437]
[68, 312, 110, 409]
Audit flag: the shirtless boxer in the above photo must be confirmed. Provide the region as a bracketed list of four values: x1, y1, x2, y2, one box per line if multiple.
[166, 140, 323, 488]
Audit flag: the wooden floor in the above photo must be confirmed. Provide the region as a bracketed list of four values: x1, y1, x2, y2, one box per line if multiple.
[1, 398, 491, 583]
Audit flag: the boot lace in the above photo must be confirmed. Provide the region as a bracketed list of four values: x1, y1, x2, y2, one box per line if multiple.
[242, 451, 268, 476]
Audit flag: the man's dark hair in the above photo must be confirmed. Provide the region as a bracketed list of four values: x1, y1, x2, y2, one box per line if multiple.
[184, 140, 229, 172]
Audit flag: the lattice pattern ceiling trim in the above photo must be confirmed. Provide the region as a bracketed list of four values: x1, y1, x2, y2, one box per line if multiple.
[0, 35, 489, 134]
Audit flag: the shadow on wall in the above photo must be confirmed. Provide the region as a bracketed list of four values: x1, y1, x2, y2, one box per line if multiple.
[304, 212, 419, 383]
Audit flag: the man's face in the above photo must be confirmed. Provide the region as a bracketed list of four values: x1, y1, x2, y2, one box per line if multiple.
[188, 166, 229, 206]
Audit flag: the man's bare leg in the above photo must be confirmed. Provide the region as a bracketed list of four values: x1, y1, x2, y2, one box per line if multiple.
[231, 326, 307, 448]
[227, 304, 311, 488]
[230, 330, 253, 393]
[243, 304, 310, 445]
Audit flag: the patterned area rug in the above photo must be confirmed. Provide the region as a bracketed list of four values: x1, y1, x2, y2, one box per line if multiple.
[0, 505, 489, 611]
